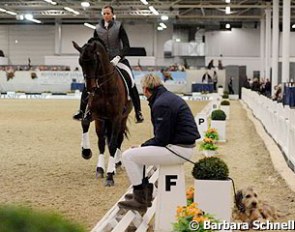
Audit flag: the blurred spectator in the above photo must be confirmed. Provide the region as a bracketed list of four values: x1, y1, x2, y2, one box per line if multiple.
[243, 78, 251, 89]
[218, 60, 223, 70]
[213, 71, 218, 91]
[228, 77, 235, 94]
[202, 71, 212, 83]
[264, 79, 271, 97]
[161, 68, 173, 82]
[207, 59, 215, 70]
[251, 78, 261, 92]
[272, 84, 282, 102]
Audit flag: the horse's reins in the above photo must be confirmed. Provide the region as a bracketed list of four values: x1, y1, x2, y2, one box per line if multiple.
[85, 67, 116, 96]
[165, 145, 243, 211]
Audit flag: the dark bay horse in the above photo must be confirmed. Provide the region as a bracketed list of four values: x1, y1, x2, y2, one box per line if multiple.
[73, 38, 132, 186]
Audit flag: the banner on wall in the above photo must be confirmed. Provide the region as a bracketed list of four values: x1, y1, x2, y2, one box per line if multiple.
[133, 71, 187, 84]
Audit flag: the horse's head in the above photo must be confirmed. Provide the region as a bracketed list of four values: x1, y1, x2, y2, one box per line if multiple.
[73, 40, 108, 92]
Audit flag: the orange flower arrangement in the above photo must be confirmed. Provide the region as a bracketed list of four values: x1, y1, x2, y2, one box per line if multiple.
[199, 137, 218, 151]
[174, 202, 218, 231]
[186, 186, 194, 205]
[204, 128, 219, 141]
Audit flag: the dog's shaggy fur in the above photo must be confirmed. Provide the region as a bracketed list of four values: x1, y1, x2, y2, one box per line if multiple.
[232, 187, 282, 225]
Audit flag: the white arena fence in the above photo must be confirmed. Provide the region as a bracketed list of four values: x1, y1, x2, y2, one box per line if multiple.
[91, 166, 158, 232]
[241, 88, 295, 172]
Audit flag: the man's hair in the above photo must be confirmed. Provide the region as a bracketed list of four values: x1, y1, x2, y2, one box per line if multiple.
[141, 73, 163, 91]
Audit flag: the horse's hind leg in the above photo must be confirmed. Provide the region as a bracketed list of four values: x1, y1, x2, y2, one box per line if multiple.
[81, 120, 92, 159]
[95, 120, 106, 179]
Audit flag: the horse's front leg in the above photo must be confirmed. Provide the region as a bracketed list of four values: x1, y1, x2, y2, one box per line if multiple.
[81, 119, 92, 159]
[95, 120, 106, 179]
[105, 120, 121, 187]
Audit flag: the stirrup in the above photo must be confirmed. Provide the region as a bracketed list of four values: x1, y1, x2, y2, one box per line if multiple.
[73, 110, 83, 121]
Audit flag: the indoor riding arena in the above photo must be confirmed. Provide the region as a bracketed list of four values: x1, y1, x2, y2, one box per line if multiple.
[1, 1, 295, 232]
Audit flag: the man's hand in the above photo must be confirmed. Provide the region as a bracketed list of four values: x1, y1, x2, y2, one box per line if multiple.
[110, 56, 121, 66]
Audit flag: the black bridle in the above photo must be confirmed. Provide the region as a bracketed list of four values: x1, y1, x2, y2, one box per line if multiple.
[80, 50, 116, 95]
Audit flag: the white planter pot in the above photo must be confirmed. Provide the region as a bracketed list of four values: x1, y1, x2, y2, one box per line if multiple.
[202, 150, 217, 157]
[211, 120, 226, 142]
[218, 87, 224, 96]
[220, 105, 230, 119]
[229, 94, 239, 100]
[194, 179, 233, 222]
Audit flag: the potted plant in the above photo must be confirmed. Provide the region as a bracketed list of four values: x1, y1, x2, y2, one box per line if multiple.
[220, 100, 230, 119]
[204, 128, 219, 141]
[0, 204, 86, 232]
[211, 110, 226, 142]
[173, 202, 218, 232]
[217, 85, 223, 96]
[199, 137, 218, 157]
[192, 157, 232, 222]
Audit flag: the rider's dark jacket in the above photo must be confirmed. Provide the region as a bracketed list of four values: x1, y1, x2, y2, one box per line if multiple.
[94, 19, 130, 60]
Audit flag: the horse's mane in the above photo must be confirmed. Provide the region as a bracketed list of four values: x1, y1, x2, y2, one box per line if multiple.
[87, 37, 107, 51]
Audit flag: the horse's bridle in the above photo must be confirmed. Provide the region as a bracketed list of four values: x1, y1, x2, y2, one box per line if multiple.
[80, 53, 116, 96]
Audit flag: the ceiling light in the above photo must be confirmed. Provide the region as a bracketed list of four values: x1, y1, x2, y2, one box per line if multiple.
[175, 38, 181, 42]
[161, 15, 169, 21]
[6, 10, 17, 16]
[25, 14, 33, 20]
[140, 0, 149, 5]
[149, 6, 159, 15]
[28, 18, 42, 24]
[225, 0, 231, 3]
[225, 6, 231, 14]
[81, 2, 90, 8]
[159, 22, 167, 29]
[0, 8, 6, 12]
[44, 0, 57, 5]
[292, 24, 295, 29]
[16, 14, 24, 20]
[157, 26, 163, 31]
[64, 7, 80, 15]
[84, 22, 96, 29]
[225, 23, 231, 29]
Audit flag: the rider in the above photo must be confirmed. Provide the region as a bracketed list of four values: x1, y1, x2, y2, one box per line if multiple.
[73, 5, 144, 123]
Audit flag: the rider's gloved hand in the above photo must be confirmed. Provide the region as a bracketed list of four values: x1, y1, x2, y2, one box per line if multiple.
[110, 56, 121, 66]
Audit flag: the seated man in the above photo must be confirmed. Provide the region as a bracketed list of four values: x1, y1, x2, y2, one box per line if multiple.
[118, 73, 200, 211]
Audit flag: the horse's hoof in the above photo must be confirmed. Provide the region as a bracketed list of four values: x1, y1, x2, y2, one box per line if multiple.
[81, 148, 92, 160]
[105, 179, 114, 187]
[96, 167, 104, 179]
[105, 173, 114, 187]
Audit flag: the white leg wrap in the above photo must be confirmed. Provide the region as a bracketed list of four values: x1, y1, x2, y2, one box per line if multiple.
[81, 132, 90, 149]
[114, 148, 122, 163]
[107, 156, 116, 173]
[97, 154, 105, 170]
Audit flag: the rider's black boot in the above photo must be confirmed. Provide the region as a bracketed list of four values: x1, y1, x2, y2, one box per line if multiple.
[130, 86, 144, 123]
[73, 86, 88, 121]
